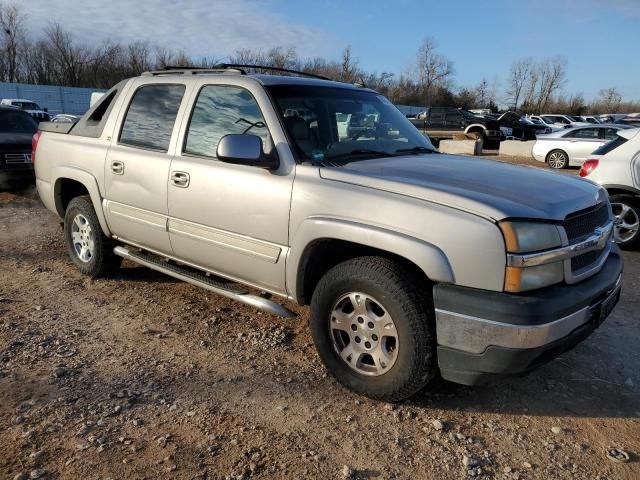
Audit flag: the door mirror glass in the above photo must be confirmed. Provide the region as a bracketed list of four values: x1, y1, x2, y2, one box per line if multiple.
[216, 134, 278, 169]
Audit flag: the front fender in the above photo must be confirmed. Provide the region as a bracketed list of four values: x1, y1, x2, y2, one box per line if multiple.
[52, 166, 112, 236]
[286, 216, 455, 303]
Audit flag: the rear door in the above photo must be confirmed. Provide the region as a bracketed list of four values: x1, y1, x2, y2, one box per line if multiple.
[563, 127, 605, 164]
[103, 82, 188, 254]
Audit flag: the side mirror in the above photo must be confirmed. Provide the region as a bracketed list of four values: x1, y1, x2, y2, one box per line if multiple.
[216, 134, 279, 170]
[43, 107, 48, 112]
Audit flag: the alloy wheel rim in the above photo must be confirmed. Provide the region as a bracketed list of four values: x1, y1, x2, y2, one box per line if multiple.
[71, 214, 95, 263]
[548, 152, 566, 169]
[611, 202, 640, 243]
[329, 292, 399, 376]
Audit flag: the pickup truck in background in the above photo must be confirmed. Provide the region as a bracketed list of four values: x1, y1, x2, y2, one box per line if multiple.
[33, 66, 622, 402]
[409, 107, 502, 145]
[1, 98, 51, 123]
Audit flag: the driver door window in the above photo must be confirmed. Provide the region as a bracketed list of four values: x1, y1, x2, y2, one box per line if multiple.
[184, 85, 271, 158]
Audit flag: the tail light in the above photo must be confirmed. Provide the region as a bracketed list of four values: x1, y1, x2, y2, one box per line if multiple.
[579, 159, 599, 177]
[31, 130, 41, 164]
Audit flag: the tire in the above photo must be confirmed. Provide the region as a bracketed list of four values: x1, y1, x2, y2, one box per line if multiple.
[310, 256, 437, 402]
[63, 195, 121, 277]
[609, 195, 640, 249]
[468, 130, 486, 144]
[546, 149, 569, 169]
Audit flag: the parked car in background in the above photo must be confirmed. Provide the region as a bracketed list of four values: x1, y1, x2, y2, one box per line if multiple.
[579, 128, 640, 248]
[51, 114, 80, 124]
[598, 114, 628, 124]
[532, 124, 632, 169]
[528, 116, 563, 133]
[619, 116, 640, 127]
[578, 116, 601, 124]
[537, 114, 589, 128]
[0, 105, 37, 187]
[492, 111, 551, 140]
[409, 107, 501, 144]
[0, 98, 50, 122]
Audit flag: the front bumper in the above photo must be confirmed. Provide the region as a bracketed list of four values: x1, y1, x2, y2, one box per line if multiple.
[434, 246, 623, 385]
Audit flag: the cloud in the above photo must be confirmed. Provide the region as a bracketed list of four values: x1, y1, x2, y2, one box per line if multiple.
[24, 0, 338, 59]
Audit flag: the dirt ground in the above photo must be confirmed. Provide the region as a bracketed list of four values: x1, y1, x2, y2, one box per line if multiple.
[1, 158, 639, 480]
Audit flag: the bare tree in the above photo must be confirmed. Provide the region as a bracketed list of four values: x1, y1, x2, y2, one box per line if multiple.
[535, 57, 567, 111]
[340, 45, 359, 82]
[414, 37, 453, 105]
[506, 57, 533, 110]
[0, 2, 26, 82]
[596, 87, 622, 112]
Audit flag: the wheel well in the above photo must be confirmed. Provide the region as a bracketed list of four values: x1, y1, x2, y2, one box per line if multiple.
[55, 178, 90, 217]
[297, 239, 431, 305]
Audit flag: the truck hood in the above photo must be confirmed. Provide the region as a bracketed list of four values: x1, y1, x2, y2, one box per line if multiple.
[319, 154, 603, 221]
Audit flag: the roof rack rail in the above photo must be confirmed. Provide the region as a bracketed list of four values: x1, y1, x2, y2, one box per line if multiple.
[142, 64, 333, 81]
[142, 65, 247, 76]
[217, 64, 332, 81]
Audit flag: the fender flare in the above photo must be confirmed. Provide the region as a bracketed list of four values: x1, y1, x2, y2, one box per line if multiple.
[286, 217, 455, 303]
[52, 166, 112, 236]
[464, 124, 488, 135]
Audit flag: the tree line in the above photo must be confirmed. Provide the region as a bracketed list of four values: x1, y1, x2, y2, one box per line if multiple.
[0, 2, 638, 114]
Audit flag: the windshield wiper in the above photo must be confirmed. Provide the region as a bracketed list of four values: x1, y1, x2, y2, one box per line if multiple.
[392, 146, 436, 155]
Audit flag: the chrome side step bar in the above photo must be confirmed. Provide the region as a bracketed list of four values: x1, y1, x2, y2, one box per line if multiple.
[113, 246, 296, 318]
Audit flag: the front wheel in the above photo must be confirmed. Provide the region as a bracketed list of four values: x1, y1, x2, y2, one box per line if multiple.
[310, 257, 436, 402]
[610, 195, 640, 249]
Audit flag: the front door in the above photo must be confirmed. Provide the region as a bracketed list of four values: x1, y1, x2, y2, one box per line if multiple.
[167, 83, 294, 293]
[104, 83, 186, 254]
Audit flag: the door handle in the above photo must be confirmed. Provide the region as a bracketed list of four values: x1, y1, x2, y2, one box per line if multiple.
[171, 171, 190, 188]
[111, 160, 124, 175]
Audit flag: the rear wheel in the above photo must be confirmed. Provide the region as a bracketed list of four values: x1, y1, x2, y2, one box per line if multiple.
[310, 256, 437, 402]
[547, 149, 569, 169]
[63, 196, 121, 277]
[610, 195, 640, 249]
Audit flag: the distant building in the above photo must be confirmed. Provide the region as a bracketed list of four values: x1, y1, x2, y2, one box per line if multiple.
[0, 82, 106, 115]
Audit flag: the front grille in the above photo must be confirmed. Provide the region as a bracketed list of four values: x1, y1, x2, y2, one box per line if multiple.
[571, 249, 602, 272]
[563, 202, 610, 242]
[4, 153, 32, 164]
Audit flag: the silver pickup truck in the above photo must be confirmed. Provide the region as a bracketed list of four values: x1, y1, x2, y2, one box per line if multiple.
[33, 66, 622, 401]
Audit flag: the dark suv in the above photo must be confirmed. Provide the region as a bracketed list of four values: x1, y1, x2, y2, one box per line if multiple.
[410, 107, 502, 144]
[0, 106, 37, 188]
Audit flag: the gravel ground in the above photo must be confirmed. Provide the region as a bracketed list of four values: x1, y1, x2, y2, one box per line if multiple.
[1, 160, 639, 479]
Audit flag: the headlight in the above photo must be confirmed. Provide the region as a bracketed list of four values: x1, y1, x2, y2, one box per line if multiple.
[499, 221, 562, 253]
[500, 221, 564, 292]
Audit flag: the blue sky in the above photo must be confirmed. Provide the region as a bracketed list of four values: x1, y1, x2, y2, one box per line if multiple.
[27, 0, 639, 101]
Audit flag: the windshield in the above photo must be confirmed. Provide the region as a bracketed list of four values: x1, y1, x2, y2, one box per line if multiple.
[0, 110, 38, 133]
[267, 85, 435, 164]
[12, 101, 41, 110]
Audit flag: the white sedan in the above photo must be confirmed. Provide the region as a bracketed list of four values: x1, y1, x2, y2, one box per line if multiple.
[532, 124, 632, 169]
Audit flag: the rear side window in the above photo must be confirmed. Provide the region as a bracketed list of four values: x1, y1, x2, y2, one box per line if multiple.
[593, 136, 628, 156]
[120, 84, 185, 151]
[563, 128, 599, 139]
[183, 85, 269, 158]
[604, 128, 620, 141]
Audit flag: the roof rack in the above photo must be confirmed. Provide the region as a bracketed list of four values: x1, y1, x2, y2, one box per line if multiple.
[142, 64, 332, 81]
[142, 65, 246, 76]
[218, 64, 331, 81]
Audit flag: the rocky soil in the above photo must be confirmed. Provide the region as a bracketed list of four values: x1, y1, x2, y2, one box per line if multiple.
[1, 184, 639, 479]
